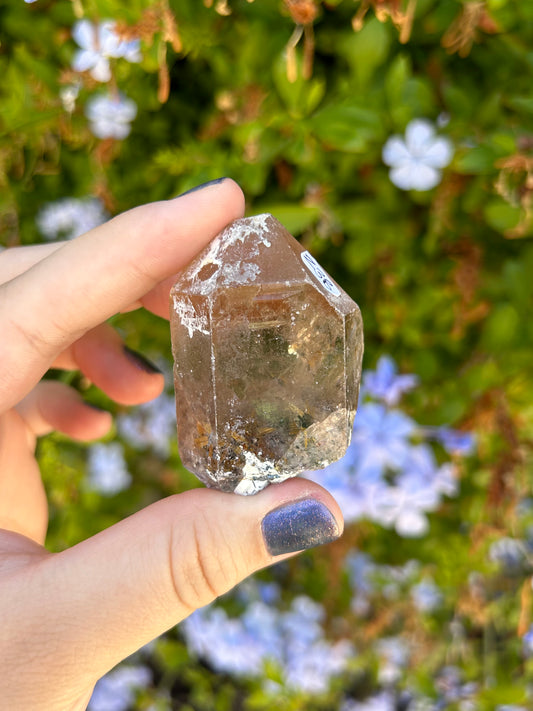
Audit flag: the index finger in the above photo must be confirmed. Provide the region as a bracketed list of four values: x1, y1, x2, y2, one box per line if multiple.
[0, 179, 245, 413]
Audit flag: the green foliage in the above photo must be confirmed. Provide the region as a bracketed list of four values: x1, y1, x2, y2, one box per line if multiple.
[3, 0, 533, 707]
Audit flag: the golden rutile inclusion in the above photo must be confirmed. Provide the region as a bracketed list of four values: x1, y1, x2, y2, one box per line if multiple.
[170, 214, 363, 495]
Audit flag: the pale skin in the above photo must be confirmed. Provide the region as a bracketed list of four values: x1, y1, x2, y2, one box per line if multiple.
[0, 179, 343, 710]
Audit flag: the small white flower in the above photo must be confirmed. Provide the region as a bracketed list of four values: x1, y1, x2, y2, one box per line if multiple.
[59, 82, 81, 113]
[36, 196, 108, 241]
[72, 19, 141, 82]
[382, 118, 454, 191]
[85, 93, 137, 139]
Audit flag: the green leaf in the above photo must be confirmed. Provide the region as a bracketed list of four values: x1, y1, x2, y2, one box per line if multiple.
[484, 200, 523, 232]
[455, 146, 499, 174]
[251, 204, 320, 235]
[507, 94, 533, 114]
[338, 18, 391, 89]
[482, 302, 520, 350]
[310, 103, 383, 152]
[385, 54, 411, 108]
[272, 50, 325, 118]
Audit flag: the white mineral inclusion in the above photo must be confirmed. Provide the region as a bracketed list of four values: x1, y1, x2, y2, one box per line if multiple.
[224, 213, 272, 247]
[175, 214, 273, 302]
[233, 451, 293, 496]
[172, 295, 209, 338]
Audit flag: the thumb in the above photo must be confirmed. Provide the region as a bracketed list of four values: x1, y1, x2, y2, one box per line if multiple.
[4, 479, 342, 703]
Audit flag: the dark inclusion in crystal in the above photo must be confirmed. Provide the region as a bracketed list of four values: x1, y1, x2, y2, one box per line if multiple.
[170, 214, 364, 495]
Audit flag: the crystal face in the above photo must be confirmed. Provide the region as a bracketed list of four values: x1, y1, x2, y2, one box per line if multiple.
[170, 214, 364, 495]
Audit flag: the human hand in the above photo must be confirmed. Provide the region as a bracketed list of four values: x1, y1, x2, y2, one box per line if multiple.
[0, 179, 343, 710]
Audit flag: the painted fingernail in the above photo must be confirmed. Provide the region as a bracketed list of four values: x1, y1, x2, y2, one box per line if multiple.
[123, 346, 162, 375]
[261, 498, 341, 556]
[178, 177, 228, 197]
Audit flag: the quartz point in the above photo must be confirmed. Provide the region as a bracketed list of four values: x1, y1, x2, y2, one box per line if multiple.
[170, 214, 363, 495]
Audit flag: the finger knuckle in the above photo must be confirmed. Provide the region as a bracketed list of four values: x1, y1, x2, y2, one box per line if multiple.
[168, 505, 243, 612]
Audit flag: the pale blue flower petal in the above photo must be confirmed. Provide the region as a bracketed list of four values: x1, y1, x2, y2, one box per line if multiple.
[72, 19, 95, 50]
[90, 56, 112, 82]
[405, 118, 436, 154]
[72, 49, 98, 73]
[382, 136, 410, 166]
[395, 507, 429, 537]
[423, 136, 454, 168]
[99, 20, 123, 56]
[390, 162, 441, 191]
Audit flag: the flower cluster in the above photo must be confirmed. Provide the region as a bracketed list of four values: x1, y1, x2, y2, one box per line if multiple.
[182, 580, 354, 694]
[72, 20, 141, 83]
[88, 665, 151, 711]
[36, 197, 108, 241]
[347, 552, 443, 618]
[305, 356, 474, 537]
[85, 93, 138, 140]
[70, 19, 141, 139]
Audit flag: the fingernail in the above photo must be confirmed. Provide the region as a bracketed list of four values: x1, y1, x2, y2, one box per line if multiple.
[261, 498, 341, 556]
[178, 177, 227, 197]
[123, 346, 162, 375]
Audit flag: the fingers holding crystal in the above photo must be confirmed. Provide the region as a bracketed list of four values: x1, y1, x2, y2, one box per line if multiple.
[65, 323, 165, 406]
[0, 179, 245, 414]
[0, 243, 64, 286]
[15, 380, 113, 441]
[0, 410, 48, 542]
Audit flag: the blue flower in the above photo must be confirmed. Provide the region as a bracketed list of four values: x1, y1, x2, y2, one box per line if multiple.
[88, 665, 151, 711]
[351, 402, 416, 480]
[118, 392, 176, 457]
[376, 636, 410, 684]
[182, 591, 354, 692]
[422, 426, 476, 456]
[411, 578, 443, 613]
[488, 537, 529, 574]
[522, 625, 533, 657]
[72, 20, 141, 82]
[367, 481, 433, 537]
[86, 442, 131, 495]
[85, 93, 138, 140]
[362, 355, 418, 406]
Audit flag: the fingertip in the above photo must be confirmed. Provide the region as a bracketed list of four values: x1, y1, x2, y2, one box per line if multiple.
[174, 177, 246, 219]
[16, 381, 114, 442]
[73, 327, 166, 407]
[79, 405, 114, 441]
[255, 477, 344, 535]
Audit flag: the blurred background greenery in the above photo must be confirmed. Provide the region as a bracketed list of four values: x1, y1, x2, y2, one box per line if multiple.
[2, 0, 533, 708]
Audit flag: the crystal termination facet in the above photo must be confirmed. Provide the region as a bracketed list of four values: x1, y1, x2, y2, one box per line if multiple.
[170, 214, 364, 495]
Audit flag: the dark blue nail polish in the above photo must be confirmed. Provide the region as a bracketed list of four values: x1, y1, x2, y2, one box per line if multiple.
[261, 499, 340, 556]
[123, 346, 162, 375]
[178, 177, 228, 197]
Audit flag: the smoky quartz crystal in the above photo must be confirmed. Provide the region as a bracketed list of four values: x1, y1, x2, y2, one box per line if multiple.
[170, 214, 363, 495]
